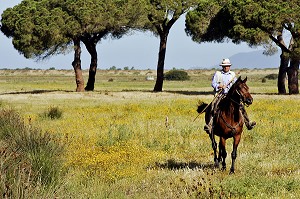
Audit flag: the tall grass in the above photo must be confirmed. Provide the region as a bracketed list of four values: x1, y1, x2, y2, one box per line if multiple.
[0, 108, 65, 198]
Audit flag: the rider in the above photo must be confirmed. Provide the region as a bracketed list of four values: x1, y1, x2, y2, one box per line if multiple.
[204, 58, 256, 134]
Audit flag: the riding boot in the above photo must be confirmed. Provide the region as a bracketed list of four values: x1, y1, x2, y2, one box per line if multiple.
[204, 96, 221, 134]
[240, 106, 256, 130]
[204, 116, 213, 134]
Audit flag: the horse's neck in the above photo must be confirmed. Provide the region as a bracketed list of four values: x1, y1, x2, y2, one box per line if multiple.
[221, 93, 241, 117]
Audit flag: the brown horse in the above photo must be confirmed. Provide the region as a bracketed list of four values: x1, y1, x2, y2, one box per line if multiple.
[198, 76, 253, 174]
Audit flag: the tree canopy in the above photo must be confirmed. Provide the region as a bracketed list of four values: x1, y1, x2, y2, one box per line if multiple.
[56, 0, 145, 91]
[1, 0, 144, 91]
[1, 0, 77, 59]
[139, 0, 198, 91]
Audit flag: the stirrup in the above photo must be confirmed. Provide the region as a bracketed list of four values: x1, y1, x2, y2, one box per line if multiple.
[247, 121, 256, 130]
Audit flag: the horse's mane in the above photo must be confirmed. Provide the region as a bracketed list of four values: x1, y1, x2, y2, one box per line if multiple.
[227, 77, 242, 97]
[219, 77, 242, 114]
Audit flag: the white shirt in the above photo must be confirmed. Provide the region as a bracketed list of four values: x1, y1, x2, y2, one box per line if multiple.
[211, 70, 236, 94]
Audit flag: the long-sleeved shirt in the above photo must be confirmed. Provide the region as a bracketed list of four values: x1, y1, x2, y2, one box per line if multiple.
[211, 70, 236, 94]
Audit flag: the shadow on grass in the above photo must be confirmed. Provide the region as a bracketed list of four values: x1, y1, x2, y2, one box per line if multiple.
[154, 159, 215, 170]
[0, 90, 74, 95]
[164, 90, 214, 95]
[122, 89, 284, 96]
[163, 91, 284, 96]
[121, 89, 214, 96]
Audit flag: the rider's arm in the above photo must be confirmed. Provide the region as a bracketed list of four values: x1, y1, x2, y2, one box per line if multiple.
[211, 72, 223, 92]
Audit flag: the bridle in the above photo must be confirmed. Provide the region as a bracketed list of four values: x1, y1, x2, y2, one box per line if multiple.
[231, 84, 250, 107]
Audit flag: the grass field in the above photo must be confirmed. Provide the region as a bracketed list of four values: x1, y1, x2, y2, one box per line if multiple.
[0, 69, 299, 198]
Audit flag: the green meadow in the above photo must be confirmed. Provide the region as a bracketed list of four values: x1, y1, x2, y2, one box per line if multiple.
[0, 69, 299, 198]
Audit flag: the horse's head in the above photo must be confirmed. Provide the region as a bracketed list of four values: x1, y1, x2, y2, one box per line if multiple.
[233, 76, 253, 106]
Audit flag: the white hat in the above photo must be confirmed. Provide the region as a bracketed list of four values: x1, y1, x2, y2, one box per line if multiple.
[220, 58, 232, 66]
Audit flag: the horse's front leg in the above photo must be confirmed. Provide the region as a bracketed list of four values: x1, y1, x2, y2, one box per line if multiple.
[230, 135, 241, 174]
[219, 137, 227, 171]
[209, 133, 218, 168]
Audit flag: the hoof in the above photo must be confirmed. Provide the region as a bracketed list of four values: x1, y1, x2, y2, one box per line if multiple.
[229, 169, 235, 174]
[214, 162, 219, 168]
[221, 166, 226, 171]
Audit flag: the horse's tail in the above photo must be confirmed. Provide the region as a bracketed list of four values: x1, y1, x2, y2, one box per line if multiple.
[197, 102, 209, 114]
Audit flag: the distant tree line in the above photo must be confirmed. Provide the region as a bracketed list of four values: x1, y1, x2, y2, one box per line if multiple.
[1, 0, 300, 94]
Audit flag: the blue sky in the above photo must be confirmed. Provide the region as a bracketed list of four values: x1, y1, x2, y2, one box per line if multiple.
[0, 0, 273, 70]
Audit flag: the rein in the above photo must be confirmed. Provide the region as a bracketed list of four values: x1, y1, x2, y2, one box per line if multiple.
[219, 111, 243, 135]
[231, 89, 249, 107]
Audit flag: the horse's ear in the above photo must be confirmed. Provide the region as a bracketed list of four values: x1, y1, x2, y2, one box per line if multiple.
[243, 76, 248, 83]
[237, 76, 242, 81]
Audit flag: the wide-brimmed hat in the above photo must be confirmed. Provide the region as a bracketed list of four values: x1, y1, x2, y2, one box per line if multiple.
[219, 58, 232, 66]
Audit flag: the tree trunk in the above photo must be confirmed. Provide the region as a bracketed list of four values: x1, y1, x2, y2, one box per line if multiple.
[72, 38, 85, 92]
[84, 41, 97, 91]
[277, 52, 289, 94]
[153, 34, 168, 92]
[287, 57, 299, 94]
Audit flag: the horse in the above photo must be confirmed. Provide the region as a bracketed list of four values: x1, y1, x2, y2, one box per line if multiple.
[197, 76, 253, 174]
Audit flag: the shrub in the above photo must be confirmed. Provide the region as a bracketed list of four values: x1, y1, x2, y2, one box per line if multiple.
[264, 74, 278, 80]
[45, 106, 63, 119]
[164, 70, 190, 81]
[108, 66, 116, 70]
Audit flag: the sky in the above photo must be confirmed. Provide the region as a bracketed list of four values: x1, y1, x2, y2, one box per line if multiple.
[0, 0, 275, 70]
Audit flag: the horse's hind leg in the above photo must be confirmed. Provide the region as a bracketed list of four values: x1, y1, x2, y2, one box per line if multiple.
[230, 135, 241, 174]
[218, 137, 227, 171]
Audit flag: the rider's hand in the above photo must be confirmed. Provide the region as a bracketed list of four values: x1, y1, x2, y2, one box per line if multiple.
[218, 84, 226, 89]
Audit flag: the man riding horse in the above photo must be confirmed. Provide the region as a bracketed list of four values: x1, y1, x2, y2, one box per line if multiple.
[204, 58, 256, 134]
